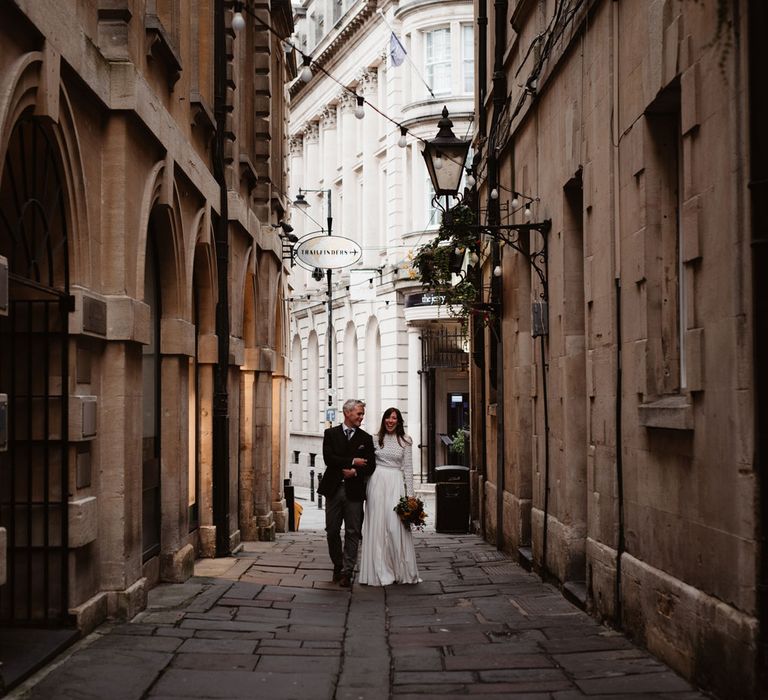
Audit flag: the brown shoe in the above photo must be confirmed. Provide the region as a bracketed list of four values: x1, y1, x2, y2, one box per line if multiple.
[338, 574, 352, 588]
[332, 569, 342, 583]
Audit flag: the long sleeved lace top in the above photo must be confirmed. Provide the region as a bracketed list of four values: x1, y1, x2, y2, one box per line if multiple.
[374, 433, 414, 496]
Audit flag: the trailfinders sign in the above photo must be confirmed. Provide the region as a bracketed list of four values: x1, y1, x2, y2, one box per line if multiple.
[295, 234, 362, 271]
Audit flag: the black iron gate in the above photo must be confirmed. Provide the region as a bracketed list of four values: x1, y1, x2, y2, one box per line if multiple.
[0, 282, 70, 624]
[0, 115, 71, 626]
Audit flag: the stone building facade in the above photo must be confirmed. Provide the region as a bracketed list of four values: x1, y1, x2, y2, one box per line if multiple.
[469, 0, 766, 697]
[0, 0, 293, 684]
[287, 0, 474, 487]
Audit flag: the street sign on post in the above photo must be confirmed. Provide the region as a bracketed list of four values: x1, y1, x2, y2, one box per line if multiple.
[325, 407, 336, 423]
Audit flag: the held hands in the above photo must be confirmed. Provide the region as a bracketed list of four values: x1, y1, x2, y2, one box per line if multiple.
[343, 456, 367, 479]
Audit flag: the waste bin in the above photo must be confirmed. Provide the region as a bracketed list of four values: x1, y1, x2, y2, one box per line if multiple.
[435, 465, 470, 533]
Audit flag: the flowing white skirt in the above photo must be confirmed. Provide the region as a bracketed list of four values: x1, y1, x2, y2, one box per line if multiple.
[359, 466, 420, 586]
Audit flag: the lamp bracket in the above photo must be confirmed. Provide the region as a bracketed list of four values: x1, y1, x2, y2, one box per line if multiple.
[442, 218, 551, 300]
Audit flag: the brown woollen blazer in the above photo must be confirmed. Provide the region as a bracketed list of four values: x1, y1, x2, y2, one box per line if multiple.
[319, 424, 376, 501]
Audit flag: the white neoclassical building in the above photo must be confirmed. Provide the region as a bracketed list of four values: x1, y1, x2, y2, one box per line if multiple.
[286, 0, 474, 490]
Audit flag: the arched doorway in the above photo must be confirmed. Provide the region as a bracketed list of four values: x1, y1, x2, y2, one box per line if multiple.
[0, 116, 71, 624]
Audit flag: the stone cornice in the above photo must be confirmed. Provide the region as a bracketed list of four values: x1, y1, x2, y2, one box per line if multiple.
[289, 0, 378, 99]
[394, 0, 472, 21]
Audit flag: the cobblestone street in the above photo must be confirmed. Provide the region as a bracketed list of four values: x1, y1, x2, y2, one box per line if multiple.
[9, 527, 710, 700]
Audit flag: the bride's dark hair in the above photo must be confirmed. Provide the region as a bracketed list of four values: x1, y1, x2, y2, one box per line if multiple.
[377, 407, 412, 448]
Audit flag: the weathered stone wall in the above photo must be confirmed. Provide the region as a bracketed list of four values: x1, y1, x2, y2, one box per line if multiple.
[477, 0, 758, 696]
[0, 0, 292, 635]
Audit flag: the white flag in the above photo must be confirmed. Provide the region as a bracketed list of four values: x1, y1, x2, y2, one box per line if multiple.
[389, 32, 406, 67]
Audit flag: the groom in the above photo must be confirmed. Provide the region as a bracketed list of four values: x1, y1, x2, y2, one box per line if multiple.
[320, 398, 376, 587]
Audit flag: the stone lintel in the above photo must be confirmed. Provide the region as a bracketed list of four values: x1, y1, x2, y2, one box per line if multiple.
[638, 394, 694, 430]
[69, 496, 98, 548]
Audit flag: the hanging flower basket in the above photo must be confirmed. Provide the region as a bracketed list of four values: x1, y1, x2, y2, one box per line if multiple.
[411, 204, 484, 323]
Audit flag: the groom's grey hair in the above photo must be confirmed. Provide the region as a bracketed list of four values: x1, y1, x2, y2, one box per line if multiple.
[342, 398, 365, 413]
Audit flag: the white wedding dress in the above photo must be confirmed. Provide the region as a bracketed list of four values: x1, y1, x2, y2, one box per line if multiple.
[359, 433, 420, 585]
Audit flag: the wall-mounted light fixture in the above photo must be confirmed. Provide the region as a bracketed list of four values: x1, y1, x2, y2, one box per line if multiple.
[421, 106, 551, 301]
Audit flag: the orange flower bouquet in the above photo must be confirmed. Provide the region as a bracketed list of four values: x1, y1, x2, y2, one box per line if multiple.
[394, 495, 427, 531]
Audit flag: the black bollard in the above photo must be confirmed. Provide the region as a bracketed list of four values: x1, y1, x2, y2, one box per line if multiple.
[284, 477, 295, 531]
[310, 469, 315, 502]
[317, 472, 323, 510]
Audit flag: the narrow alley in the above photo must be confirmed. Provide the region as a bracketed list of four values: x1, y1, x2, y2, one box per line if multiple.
[10, 512, 709, 700]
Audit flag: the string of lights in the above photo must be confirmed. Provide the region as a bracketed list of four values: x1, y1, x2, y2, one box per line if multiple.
[234, 2, 543, 205]
[234, 0, 570, 291]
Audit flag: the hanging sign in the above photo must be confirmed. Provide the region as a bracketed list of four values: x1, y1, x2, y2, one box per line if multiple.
[295, 234, 362, 271]
[405, 291, 447, 307]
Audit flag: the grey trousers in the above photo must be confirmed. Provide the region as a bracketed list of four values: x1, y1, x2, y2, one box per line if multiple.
[325, 484, 364, 576]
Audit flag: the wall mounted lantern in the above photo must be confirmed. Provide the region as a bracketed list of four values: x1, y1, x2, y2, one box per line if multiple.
[421, 107, 552, 303]
[420, 106, 471, 197]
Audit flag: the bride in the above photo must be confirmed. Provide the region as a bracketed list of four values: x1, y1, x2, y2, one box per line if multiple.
[359, 407, 420, 586]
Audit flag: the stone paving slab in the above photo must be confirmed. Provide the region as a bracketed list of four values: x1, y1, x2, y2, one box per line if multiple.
[9, 531, 713, 700]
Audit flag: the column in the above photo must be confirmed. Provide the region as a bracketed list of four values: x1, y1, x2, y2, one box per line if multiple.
[321, 105, 337, 198]
[338, 90, 357, 236]
[407, 326, 423, 483]
[361, 68, 379, 265]
[289, 134, 304, 209]
[321, 104, 338, 237]
[301, 121, 320, 238]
